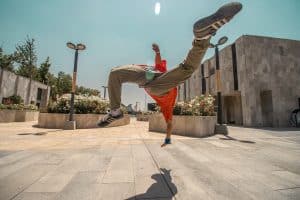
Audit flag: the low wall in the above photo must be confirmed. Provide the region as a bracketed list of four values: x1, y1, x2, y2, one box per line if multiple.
[38, 113, 130, 129]
[149, 113, 217, 137]
[136, 114, 150, 121]
[0, 110, 39, 122]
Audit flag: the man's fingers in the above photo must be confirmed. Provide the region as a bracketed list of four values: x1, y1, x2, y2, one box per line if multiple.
[152, 43, 159, 51]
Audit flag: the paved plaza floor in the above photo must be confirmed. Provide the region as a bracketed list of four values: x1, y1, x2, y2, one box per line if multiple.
[0, 118, 300, 200]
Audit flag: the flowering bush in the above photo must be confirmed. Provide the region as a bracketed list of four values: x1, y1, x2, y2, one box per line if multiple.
[0, 103, 38, 111]
[156, 95, 215, 116]
[46, 94, 127, 114]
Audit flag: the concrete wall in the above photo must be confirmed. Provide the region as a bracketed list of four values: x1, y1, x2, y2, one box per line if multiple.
[0, 69, 50, 108]
[149, 113, 216, 137]
[38, 113, 130, 129]
[186, 35, 300, 127]
[237, 35, 300, 127]
[0, 110, 39, 122]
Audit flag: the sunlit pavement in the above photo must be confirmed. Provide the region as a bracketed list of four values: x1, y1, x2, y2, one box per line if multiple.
[0, 118, 300, 200]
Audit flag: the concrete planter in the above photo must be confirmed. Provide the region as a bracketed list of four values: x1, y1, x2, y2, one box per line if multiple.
[136, 113, 150, 121]
[38, 113, 130, 129]
[0, 109, 39, 122]
[149, 113, 217, 137]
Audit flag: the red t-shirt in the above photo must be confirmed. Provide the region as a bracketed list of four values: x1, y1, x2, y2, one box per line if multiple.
[146, 59, 178, 122]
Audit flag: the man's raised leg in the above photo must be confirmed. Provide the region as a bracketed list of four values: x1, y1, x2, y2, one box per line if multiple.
[98, 64, 148, 127]
[146, 2, 242, 96]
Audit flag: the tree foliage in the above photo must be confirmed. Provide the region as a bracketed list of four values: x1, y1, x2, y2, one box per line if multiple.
[2, 37, 100, 102]
[37, 57, 51, 84]
[56, 71, 72, 96]
[76, 86, 100, 96]
[14, 37, 38, 79]
[0, 47, 15, 72]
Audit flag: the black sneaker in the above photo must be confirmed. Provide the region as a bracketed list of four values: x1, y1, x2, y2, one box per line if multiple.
[97, 112, 124, 127]
[193, 2, 243, 40]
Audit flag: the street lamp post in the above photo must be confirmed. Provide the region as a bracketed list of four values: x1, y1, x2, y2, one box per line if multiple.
[209, 36, 228, 134]
[65, 42, 86, 130]
[102, 86, 108, 100]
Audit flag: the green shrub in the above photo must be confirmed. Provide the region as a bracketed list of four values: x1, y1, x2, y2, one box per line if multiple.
[0, 103, 38, 111]
[172, 95, 215, 116]
[46, 96, 111, 114]
[2, 95, 24, 105]
[161, 95, 216, 116]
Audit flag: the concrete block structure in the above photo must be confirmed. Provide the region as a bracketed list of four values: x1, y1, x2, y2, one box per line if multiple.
[178, 35, 300, 127]
[0, 69, 50, 109]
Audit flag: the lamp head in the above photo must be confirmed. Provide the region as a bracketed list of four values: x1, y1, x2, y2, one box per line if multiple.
[66, 42, 76, 50]
[218, 36, 228, 46]
[76, 43, 86, 50]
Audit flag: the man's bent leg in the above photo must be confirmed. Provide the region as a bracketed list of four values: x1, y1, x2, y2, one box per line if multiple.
[145, 39, 210, 96]
[108, 64, 147, 110]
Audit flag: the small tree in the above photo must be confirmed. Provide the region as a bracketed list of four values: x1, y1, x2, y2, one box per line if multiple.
[56, 71, 72, 96]
[14, 37, 38, 79]
[47, 73, 58, 100]
[38, 57, 51, 84]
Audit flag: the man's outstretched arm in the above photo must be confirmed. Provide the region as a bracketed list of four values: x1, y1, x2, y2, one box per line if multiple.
[152, 43, 161, 65]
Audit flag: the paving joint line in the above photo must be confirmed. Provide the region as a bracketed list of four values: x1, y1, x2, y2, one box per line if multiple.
[275, 186, 300, 191]
[141, 139, 176, 200]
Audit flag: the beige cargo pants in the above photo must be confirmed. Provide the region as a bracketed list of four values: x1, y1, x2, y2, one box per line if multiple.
[108, 39, 210, 110]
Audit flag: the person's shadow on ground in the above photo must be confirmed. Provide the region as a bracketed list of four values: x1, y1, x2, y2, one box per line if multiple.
[126, 168, 177, 200]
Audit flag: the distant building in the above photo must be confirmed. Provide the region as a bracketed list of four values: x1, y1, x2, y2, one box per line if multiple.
[178, 35, 300, 127]
[0, 69, 50, 109]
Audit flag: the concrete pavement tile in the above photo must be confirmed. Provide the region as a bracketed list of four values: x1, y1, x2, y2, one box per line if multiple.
[172, 140, 212, 162]
[0, 152, 47, 179]
[278, 187, 300, 200]
[35, 153, 64, 165]
[168, 171, 213, 200]
[79, 154, 111, 172]
[70, 171, 105, 184]
[93, 145, 116, 158]
[229, 178, 287, 200]
[0, 150, 15, 158]
[98, 183, 134, 200]
[180, 139, 297, 192]
[205, 140, 231, 148]
[133, 158, 158, 177]
[0, 151, 33, 167]
[131, 144, 152, 160]
[113, 145, 132, 157]
[0, 164, 55, 200]
[163, 149, 253, 200]
[144, 142, 214, 199]
[54, 171, 104, 200]
[12, 192, 56, 200]
[272, 171, 300, 186]
[52, 153, 94, 174]
[102, 156, 134, 183]
[143, 141, 184, 171]
[132, 144, 158, 176]
[24, 172, 75, 193]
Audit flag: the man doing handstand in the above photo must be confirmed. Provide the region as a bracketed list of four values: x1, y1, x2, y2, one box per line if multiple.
[98, 2, 243, 145]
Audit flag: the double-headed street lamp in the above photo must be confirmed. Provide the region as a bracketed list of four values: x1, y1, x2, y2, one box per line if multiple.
[209, 36, 228, 134]
[66, 42, 86, 125]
